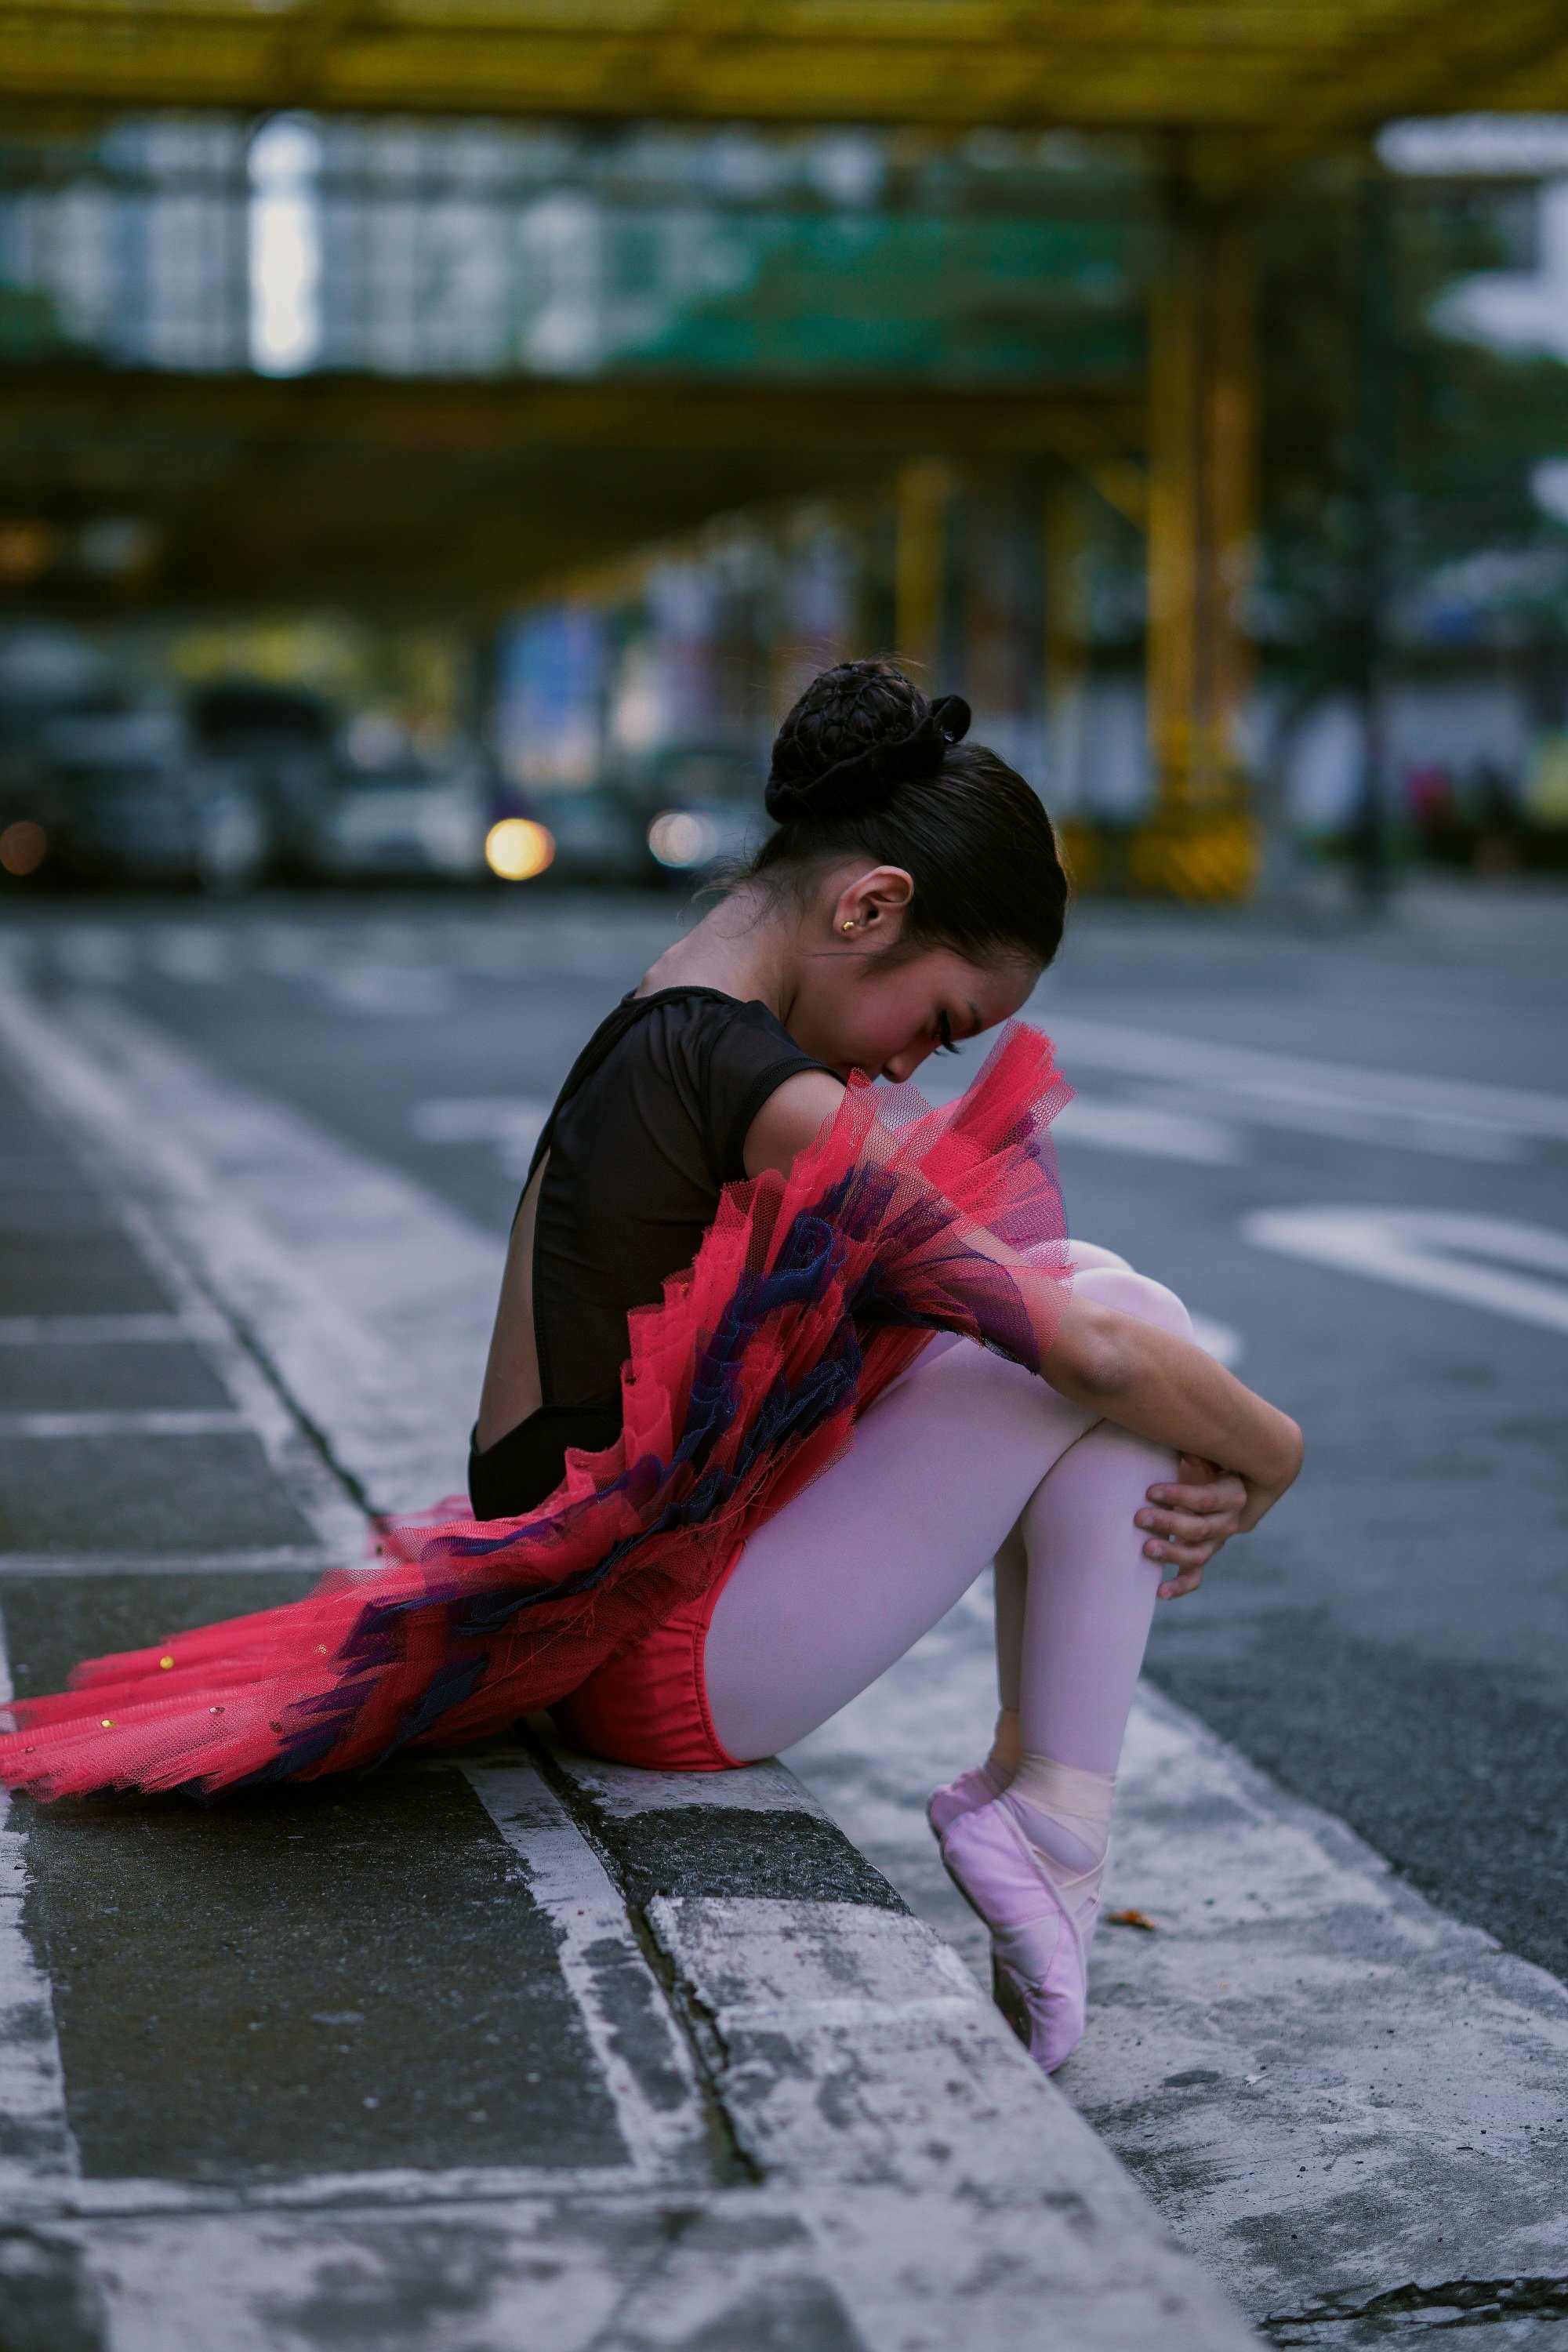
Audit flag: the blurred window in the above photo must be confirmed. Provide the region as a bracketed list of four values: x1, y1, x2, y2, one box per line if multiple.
[0, 114, 1146, 384]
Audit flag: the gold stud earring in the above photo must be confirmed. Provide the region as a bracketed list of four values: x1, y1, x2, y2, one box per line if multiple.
[841, 919, 855, 933]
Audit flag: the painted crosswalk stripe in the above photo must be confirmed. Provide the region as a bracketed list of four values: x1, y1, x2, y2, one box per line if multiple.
[1040, 1011, 1568, 1150]
[0, 1314, 221, 1345]
[0, 1410, 249, 1439]
[1244, 1206, 1568, 1334]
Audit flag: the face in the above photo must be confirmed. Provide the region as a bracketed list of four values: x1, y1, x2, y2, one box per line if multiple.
[785, 864, 1040, 1081]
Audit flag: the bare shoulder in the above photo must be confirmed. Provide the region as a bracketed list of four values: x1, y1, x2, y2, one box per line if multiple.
[743, 1069, 846, 1179]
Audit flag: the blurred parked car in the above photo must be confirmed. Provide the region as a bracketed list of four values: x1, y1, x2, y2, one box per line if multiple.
[187, 681, 336, 873]
[521, 786, 648, 884]
[292, 755, 489, 880]
[31, 706, 267, 889]
[633, 744, 764, 885]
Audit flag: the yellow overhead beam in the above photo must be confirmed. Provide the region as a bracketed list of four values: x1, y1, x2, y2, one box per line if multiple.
[0, 368, 1143, 464]
[3, 0, 1568, 129]
[0, 366, 1142, 611]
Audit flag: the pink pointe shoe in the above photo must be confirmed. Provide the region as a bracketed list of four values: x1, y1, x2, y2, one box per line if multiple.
[936, 1793, 1094, 2074]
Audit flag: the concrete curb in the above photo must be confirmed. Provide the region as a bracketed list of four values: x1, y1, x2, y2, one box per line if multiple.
[541, 1737, 1260, 2347]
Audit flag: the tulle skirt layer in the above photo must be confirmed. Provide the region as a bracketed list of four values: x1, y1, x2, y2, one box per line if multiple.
[0, 1023, 1073, 1800]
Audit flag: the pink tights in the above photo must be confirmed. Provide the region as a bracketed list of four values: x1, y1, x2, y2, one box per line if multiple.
[702, 1245, 1193, 1773]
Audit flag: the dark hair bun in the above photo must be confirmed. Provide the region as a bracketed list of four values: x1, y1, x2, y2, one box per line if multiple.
[766, 660, 971, 825]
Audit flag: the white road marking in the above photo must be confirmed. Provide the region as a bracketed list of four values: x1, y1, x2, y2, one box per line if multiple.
[1126, 1076, 1523, 1162]
[113, 1195, 368, 1555]
[0, 982, 501, 1516]
[249, 921, 328, 978]
[0, 995, 368, 1556]
[412, 1096, 550, 1180]
[0, 1613, 78, 2190]
[0, 1411, 248, 1439]
[0, 1550, 334, 1576]
[0, 1314, 220, 1345]
[1040, 1011, 1568, 1149]
[1054, 1094, 1241, 1164]
[151, 927, 238, 985]
[321, 964, 459, 1018]
[464, 1758, 707, 2183]
[922, 1017, 1528, 1165]
[52, 925, 133, 986]
[1245, 1206, 1568, 1334]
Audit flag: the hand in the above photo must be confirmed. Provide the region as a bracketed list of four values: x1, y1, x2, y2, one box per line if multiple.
[1135, 1455, 1248, 1600]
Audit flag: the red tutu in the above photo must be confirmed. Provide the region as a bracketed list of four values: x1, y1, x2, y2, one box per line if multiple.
[0, 1023, 1073, 1799]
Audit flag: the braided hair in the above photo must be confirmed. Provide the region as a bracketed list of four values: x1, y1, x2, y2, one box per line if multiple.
[747, 660, 1067, 971]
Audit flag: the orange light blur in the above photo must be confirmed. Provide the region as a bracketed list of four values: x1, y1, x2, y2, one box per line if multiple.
[0, 822, 46, 877]
[485, 818, 555, 881]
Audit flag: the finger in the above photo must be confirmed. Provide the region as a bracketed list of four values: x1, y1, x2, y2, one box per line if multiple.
[1178, 1454, 1221, 1481]
[1144, 1482, 1243, 1517]
[1138, 1497, 1241, 1530]
[1137, 1508, 1239, 1545]
[1147, 1468, 1241, 1505]
[1157, 1564, 1206, 1599]
[1141, 1535, 1218, 1571]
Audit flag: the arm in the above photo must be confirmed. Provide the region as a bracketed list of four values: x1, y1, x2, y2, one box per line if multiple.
[1041, 1295, 1301, 1514]
[743, 1068, 846, 1179]
[746, 1069, 1301, 1594]
[750, 1076, 1296, 1483]
[1040, 1295, 1301, 1592]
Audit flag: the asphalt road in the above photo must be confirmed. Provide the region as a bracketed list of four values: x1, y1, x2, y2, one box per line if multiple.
[11, 880, 1568, 1987]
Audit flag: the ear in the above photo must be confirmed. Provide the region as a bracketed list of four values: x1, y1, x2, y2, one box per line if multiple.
[830, 866, 914, 939]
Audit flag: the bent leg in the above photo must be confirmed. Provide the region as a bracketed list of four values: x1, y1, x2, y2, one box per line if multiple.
[706, 1254, 1195, 1768]
[993, 1250, 1183, 1754]
[1013, 1258, 1192, 1772]
[703, 1338, 1096, 1762]
[941, 1261, 1196, 2071]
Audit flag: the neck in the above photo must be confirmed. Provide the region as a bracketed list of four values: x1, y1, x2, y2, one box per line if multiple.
[639, 884, 802, 1022]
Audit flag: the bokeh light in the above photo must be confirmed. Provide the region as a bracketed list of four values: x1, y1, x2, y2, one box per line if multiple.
[648, 810, 720, 869]
[485, 818, 555, 880]
[0, 822, 46, 877]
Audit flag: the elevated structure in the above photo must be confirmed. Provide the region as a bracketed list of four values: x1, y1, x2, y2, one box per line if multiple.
[4, 2, 1566, 891]
[1, 370, 1142, 608]
[5, 2, 1568, 131]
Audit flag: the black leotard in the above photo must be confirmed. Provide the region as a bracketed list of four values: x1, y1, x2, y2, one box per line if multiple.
[468, 987, 837, 1519]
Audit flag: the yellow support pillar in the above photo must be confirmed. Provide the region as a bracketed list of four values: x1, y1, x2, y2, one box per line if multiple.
[1044, 469, 1097, 889]
[895, 458, 953, 684]
[1134, 201, 1258, 901]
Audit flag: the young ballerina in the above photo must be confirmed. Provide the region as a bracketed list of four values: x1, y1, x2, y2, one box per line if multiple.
[0, 661, 1300, 2077]
[467, 659, 1301, 2071]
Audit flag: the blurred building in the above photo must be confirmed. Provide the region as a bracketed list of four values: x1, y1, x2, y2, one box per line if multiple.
[5, 13, 1568, 890]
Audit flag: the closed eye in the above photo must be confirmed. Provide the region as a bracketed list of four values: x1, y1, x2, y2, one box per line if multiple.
[935, 1010, 958, 1055]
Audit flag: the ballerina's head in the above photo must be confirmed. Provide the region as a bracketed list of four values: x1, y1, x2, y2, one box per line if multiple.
[727, 659, 1068, 1083]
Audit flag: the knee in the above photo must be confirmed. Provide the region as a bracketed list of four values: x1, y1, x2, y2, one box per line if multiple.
[1071, 1262, 1194, 1344]
[1065, 1239, 1132, 1275]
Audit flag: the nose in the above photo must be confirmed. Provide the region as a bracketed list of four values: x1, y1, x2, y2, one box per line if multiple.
[882, 1042, 933, 1083]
